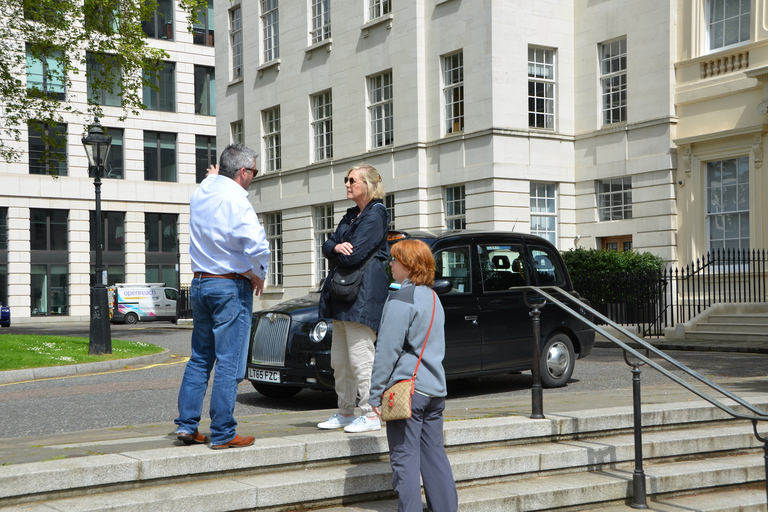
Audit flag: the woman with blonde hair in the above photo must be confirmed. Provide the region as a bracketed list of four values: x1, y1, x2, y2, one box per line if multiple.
[317, 163, 390, 433]
[370, 239, 458, 512]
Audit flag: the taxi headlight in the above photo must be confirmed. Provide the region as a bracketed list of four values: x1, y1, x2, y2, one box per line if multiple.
[309, 320, 328, 343]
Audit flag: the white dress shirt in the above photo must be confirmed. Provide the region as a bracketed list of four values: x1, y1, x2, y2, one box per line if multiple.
[189, 175, 270, 280]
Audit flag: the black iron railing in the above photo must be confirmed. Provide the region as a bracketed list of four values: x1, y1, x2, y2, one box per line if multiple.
[571, 248, 768, 337]
[177, 284, 192, 319]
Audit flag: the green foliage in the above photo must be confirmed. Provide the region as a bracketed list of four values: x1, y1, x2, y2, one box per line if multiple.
[0, 0, 207, 165]
[562, 247, 666, 276]
[0, 334, 164, 371]
[562, 248, 666, 306]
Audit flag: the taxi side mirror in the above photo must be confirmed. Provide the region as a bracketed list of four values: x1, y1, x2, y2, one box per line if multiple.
[432, 279, 453, 295]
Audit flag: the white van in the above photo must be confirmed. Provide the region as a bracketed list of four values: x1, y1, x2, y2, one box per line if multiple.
[109, 283, 178, 324]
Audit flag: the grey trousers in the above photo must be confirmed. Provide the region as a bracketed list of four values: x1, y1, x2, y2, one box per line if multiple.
[386, 393, 458, 512]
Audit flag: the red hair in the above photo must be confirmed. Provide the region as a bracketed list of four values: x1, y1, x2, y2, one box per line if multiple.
[391, 240, 435, 287]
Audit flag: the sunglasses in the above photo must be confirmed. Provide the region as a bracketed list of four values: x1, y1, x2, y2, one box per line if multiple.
[243, 167, 258, 175]
[344, 176, 361, 185]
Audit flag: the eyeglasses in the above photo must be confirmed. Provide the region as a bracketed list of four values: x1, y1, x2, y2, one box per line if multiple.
[344, 176, 359, 185]
[243, 167, 258, 175]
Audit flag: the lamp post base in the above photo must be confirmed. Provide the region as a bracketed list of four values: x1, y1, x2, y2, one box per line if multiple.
[89, 286, 112, 355]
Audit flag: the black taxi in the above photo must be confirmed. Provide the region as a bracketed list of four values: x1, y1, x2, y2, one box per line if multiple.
[246, 230, 595, 398]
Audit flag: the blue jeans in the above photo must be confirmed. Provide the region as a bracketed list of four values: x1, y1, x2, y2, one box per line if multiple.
[175, 277, 253, 446]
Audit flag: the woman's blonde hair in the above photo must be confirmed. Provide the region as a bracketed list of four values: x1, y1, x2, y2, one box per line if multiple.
[390, 239, 435, 287]
[347, 163, 384, 202]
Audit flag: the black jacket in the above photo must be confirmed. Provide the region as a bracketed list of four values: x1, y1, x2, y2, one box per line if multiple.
[318, 199, 390, 332]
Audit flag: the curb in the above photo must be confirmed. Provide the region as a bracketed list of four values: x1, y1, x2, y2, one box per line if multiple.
[0, 349, 172, 385]
[593, 339, 768, 354]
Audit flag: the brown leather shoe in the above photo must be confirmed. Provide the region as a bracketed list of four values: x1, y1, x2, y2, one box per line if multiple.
[210, 434, 255, 450]
[177, 431, 208, 445]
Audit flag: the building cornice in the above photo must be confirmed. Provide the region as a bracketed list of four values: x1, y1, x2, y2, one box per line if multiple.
[674, 124, 768, 146]
[253, 128, 576, 180]
[574, 116, 678, 141]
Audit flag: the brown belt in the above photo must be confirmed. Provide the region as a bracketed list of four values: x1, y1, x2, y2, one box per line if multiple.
[194, 272, 249, 281]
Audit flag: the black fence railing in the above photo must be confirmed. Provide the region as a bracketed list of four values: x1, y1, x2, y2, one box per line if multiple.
[571, 248, 768, 337]
[177, 284, 192, 319]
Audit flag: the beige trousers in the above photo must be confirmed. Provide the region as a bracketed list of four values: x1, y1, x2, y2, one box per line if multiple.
[331, 320, 376, 417]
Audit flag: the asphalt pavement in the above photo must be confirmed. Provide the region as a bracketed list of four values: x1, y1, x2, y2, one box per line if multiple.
[1, 323, 767, 468]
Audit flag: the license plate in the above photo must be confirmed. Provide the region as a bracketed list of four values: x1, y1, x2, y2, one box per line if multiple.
[248, 368, 281, 383]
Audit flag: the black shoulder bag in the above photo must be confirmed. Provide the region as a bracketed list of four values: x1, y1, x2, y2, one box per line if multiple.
[328, 250, 378, 302]
[328, 204, 385, 302]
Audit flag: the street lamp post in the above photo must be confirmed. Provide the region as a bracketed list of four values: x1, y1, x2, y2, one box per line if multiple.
[82, 117, 113, 355]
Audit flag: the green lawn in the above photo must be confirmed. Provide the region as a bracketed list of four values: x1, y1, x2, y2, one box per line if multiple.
[0, 334, 164, 371]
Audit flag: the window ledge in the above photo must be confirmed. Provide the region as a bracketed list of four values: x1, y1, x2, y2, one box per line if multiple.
[305, 38, 332, 59]
[367, 143, 394, 153]
[436, 0, 456, 4]
[442, 130, 465, 139]
[228, 76, 243, 87]
[361, 13, 393, 37]
[257, 59, 281, 78]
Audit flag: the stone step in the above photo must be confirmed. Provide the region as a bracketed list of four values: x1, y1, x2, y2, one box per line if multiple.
[704, 314, 768, 326]
[455, 454, 764, 512]
[581, 486, 767, 512]
[0, 421, 761, 511]
[3, 399, 745, 504]
[694, 323, 768, 334]
[2, 398, 767, 510]
[270, 454, 767, 512]
[681, 331, 768, 343]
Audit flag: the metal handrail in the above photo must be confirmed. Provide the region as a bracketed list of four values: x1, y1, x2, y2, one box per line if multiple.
[520, 285, 768, 509]
[527, 285, 768, 421]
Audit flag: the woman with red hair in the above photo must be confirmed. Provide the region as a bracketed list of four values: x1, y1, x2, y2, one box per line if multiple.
[370, 239, 458, 512]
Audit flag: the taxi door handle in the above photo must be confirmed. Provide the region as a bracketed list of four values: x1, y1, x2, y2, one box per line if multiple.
[465, 315, 478, 325]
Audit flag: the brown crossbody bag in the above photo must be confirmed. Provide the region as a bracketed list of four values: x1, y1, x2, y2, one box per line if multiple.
[380, 291, 436, 422]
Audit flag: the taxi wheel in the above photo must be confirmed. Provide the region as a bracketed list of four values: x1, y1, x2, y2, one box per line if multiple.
[539, 333, 575, 388]
[124, 313, 139, 325]
[252, 382, 302, 398]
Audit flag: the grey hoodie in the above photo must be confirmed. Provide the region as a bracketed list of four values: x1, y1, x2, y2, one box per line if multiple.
[369, 282, 447, 407]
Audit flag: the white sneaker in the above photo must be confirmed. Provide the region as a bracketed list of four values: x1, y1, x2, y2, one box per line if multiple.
[318, 413, 355, 429]
[343, 415, 381, 433]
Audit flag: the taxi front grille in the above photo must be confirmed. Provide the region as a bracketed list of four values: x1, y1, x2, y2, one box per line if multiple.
[250, 313, 290, 366]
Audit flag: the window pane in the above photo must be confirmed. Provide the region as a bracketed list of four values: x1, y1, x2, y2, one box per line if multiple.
[28, 123, 68, 176]
[710, 0, 750, 50]
[49, 210, 68, 251]
[161, 215, 177, 252]
[105, 128, 124, 179]
[107, 212, 125, 252]
[30, 210, 48, 250]
[435, 247, 471, 293]
[146, 213, 159, 252]
[50, 265, 69, 315]
[159, 62, 175, 112]
[195, 135, 216, 183]
[194, 66, 215, 116]
[31, 264, 48, 315]
[707, 157, 749, 249]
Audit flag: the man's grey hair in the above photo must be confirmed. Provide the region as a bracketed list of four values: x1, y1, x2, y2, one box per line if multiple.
[219, 144, 258, 179]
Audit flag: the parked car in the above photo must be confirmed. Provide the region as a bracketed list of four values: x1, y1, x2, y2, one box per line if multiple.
[246, 230, 595, 398]
[0, 301, 10, 327]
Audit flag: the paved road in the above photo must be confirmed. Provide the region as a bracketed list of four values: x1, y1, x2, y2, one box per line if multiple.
[2, 322, 767, 438]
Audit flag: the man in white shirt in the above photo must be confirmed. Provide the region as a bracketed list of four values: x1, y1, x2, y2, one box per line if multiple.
[174, 143, 270, 449]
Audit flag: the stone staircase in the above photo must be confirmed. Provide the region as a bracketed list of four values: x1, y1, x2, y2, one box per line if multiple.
[1, 397, 767, 511]
[666, 303, 768, 345]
